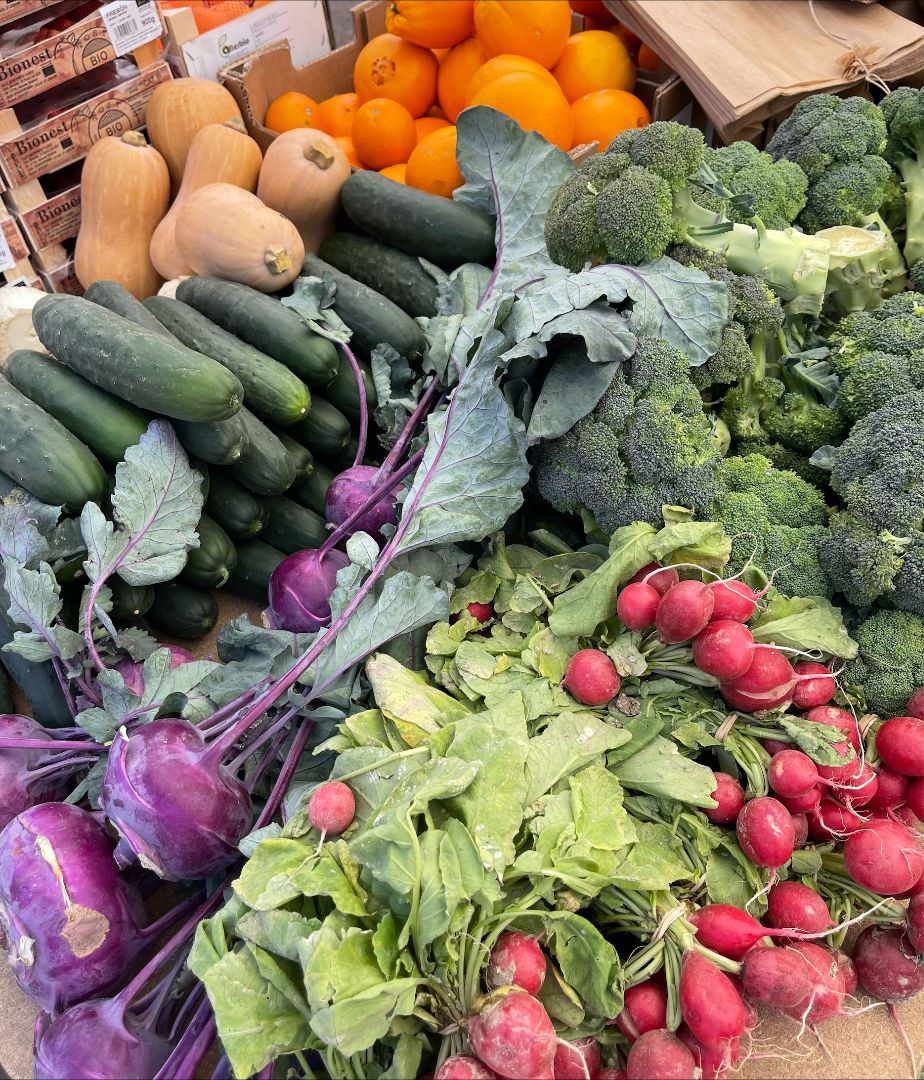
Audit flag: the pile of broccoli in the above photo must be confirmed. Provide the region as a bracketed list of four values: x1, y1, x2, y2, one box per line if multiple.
[846, 609, 924, 716]
[881, 87, 924, 272]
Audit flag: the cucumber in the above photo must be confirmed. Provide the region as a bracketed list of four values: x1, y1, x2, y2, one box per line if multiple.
[191, 459, 210, 502]
[321, 355, 377, 424]
[0, 471, 18, 498]
[181, 513, 237, 589]
[319, 232, 440, 318]
[0, 607, 72, 727]
[325, 435, 360, 471]
[231, 408, 296, 496]
[228, 540, 285, 603]
[289, 461, 334, 516]
[109, 577, 154, 620]
[143, 296, 311, 427]
[173, 412, 248, 466]
[0, 664, 12, 714]
[0, 377, 107, 511]
[206, 472, 266, 540]
[340, 171, 496, 269]
[303, 253, 426, 360]
[6, 349, 150, 467]
[175, 277, 340, 387]
[276, 432, 313, 481]
[292, 397, 351, 458]
[261, 497, 328, 554]
[84, 280, 177, 338]
[148, 582, 219, 640]
[32, 295, 244, 423]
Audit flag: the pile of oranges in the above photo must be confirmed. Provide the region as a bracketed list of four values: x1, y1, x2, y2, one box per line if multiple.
[263, 0, 658, 199]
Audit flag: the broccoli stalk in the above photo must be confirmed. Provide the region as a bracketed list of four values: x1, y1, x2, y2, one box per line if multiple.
[881, 87, 924, 267]
[817, 225, 908, 314]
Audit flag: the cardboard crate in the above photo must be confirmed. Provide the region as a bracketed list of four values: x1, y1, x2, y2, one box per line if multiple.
[15, 179, 80, 269]
[38, 252, 79, 292]
[0, 0, 65, 29]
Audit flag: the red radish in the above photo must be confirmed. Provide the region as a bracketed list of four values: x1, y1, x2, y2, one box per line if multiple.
[907, 777, 924, 820]
[838, 762, 878, 809]
[308, 781, 355, 836]
[704, 773, 745, 826]
[763, 738, 790, 757]
[435, 1057, 496, 1080]
[853, 925, 924, 1002]
[907, 895, 924, 955]
[766, 882, 832, 934]
[596, 1071, 627, 1080]
[892, 804, 920, 828]
[908, 688, 924, 721]
[691, 621, 755, 680]
[791, 813, 809, 848]
[625, 1029, 695, 1080]
[736, 797, 795, 868]
[468, 602, 494, 622]
[876, 716, 924, 776]
[629, 563, 679, 596]
[779, 787, 822, 814]
[804, 706, 861, 751]
[561, 649, 620, 706]
[834, 950, 858, 995]
[655, 580, 714, 644]
[689, 905, 770, 960]
[808, 799, 864, 840]
[486, 932, 546, 995]
[616, 582, 661, 631]
[741, 945, 813, 1008]
[468, 989, 556, 1080]
[791, 662, 836, 709]
[768, 750, 819, 798]
[676, 1028, 740, 1080]
[816, 740, 863, 786]
[553, 1038, 601, 1079]
[679, 951, 747, 1050]
[719, 646, 796, 713]
[709, 579, 758, 622]
[782, 942, 845, 1025]
[866, 767, 909, 812]
[616, 981, 667, 1040]
[844, 819, 924, 896]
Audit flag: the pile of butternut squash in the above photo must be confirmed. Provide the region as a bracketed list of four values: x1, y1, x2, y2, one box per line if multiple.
[75, 78, 351, 299]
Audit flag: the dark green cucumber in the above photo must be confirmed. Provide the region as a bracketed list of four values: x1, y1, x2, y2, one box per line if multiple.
[175, 277, 340, 387]
[84, 280, 177, 338]
[206, 472, 266, 540]
[0, 664, 12, 714]
[340, 170, 496, 269]
[289, 461, 334, 516]
[276, 432, 313, 481]
[0, 377, 107, 511]
[292, 397, 351, 458]
[325, 435, 360, 471]
[6, 349, 150, 466]
[0, 471, 18, 498]
[191, 459, 210, 502]
[261, 497, 327, 554]
[148, 582, 219, 640]
[109, 577, 154, 619]
[173, 412, 248, 466]
[319, 232, 440, 318]
[0, 608, 72, 727]
[231, 408, 296, 496]
[303, 253, 425, 360]
[32, 295, 244, 423]
[181, 513, 237, 589]
[228, 539, 285, 603]
[320, 355, 377, 424]
[143, 296, 311, 427]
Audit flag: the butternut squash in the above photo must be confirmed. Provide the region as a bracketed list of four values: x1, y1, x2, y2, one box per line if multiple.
[146, 78, 243, 193]
[150, 119, 263, 281]
[256, 128, 351, 254]
[75, 131, 169, 300]
[174, 184, 304, 293]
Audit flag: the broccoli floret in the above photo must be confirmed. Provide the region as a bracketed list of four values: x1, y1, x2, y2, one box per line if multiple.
[737, 439, 831, 487]
[608, 122, 706, 190]
[797, 156, 894, 232]
[596, 164, 676, 266]
[911, 259, 924, 292]
[845, 609, 924, 716]
[767, 94, 888, 181]
[699, 142, 808, 228]
[827, 291, 924, 374]
[819, 512, 910, 607]
[533, 337, 722, 533]
[763, 390, 844, 454]
[835, 350, 919, 424]
[882, 87, 924, 267]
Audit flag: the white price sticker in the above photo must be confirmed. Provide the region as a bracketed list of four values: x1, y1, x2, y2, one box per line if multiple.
[0, 229, 15, 273]
[100, 0, 161, 55]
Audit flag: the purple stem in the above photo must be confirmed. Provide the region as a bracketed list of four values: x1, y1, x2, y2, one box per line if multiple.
[340, 341, 369, 467]
[377, 378, 441, 481]
[50, 657, 78, 721]
[168, 982, 206, 1043]
[139, 887, 210, 943]
[0, 737, 103, 751]
[255, 717, 315, 829]
[154, 1000, 215, 1080]
[29, 755, 100, 780]
[75, 673, 101, 707]
[197, 684, 266, 735]
[244, 727, 290, 793]
[228, 705, 298, 774]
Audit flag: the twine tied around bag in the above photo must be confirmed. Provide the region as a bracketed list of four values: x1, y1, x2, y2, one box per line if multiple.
[807, 0, 892, 94]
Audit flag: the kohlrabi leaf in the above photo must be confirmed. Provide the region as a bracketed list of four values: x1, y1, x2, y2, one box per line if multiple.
[370, 344, 421, 445]
[282, 276, 351, 344]
[527, 344, 621, 443]
[506, 303, 637, 365]
[1, 558, 82, 662]
[139, 648, 218, 708]
[751, 594, 858, 659]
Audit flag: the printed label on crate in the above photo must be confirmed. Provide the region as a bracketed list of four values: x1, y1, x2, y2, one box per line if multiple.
[0, 226, 13, 272]
[100, 0, 161, 54]
[0, 1, 61, 29]
[21, 184, 81, 248]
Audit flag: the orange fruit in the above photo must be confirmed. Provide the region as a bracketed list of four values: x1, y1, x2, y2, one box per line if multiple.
[473, 0, 571, 69]
[432, 47, 450, 62]
[428, 105, 448, 119]
[465, 53, 557, 107]
[569, 0, 615, 21]
[613, 21, 642, 55]
[264, 91, 320, 133]
[471, 71, 573, 150]
[354, 33, 438, 118]
[437, 36, 487, 121]
[315, 92, 359, 136]
[553, 30, 636, 102]
[415, 116, 451, 142]
[380, 163, 408, 183]
[352, 98, 417, 170]
[334, 135, 364, 168]
[638, 43, 660, 71]
[386, 0, 475, 49]
[406, 126, 464, 197]
[571, 89, 649, 150]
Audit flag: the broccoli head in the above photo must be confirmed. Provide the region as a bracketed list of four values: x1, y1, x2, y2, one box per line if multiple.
[736, 439, 832, 488]
[762, 389, 844, 454]
[699, 142, 808, 228]
[766, 94, 888, 181]
[827, 291, 924, 375]
[819, 512, 911, 607]
[797, 156, 894, 233]
[835, 349, 921, 424]
[845, 609, 924, 716]
[882, 86, 924, 266]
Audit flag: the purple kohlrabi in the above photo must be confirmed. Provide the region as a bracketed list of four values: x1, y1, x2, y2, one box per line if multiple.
[269, 548, 350, 633]
[325, 465, 398, 542]
[0, 715, 71, 830]
[115, 645, 196, 697]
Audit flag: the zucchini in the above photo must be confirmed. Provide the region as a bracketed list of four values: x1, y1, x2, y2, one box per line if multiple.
[109, 577, 154, 620]
[0, 608, 72, 727]
[206, 472, 266, 540]
[276, 432, 313, 481]
[173, 412, 248, 466]
[0, 377, 107, 511]
[289, 461, 334, 516]
[6, 349, 150, 466]
[303, 254, 425, 360]
[148, 582, 219, 640]
[32, 295, 244, 423]
[181, 513, 237, 589]
[228, 540, 285, 603]
[143, 296, 311, 427]
[319, 232, 440, 318]
[231, 408, 296, 496]
[340, 171, 496, 269]
[292, 397, 351, 458]
[321, 355, 377, 424]
[261, 497, 328, 554]
[84, 280, 177, 338]
[175, 277, 340, 387]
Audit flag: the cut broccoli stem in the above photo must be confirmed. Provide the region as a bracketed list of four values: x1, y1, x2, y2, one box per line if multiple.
[817, 224, 901, 315]
[896, 152, 924, 266]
